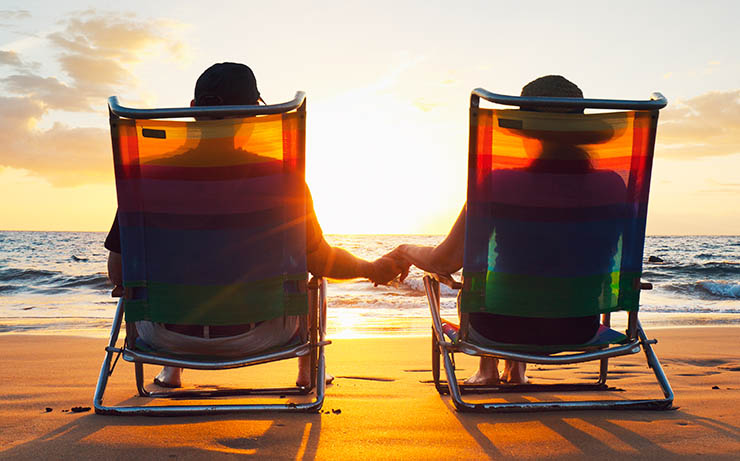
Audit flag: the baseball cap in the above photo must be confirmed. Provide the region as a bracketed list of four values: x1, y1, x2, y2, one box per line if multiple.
[194, 62, 261, 106]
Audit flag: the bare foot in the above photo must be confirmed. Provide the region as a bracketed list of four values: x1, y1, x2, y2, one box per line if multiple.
[464, 357, 500, 385]
[501, 360, 528, 384]
[296, 355, 334, 387]
[154, 366, 182, 388]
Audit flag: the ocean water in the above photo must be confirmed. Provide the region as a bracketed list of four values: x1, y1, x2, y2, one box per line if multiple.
[0, 231, 738, 338]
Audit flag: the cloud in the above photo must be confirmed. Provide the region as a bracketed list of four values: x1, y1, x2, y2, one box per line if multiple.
[0, 10, 190, 186]
[0, 9, 31, 20]
[0, 96, 109, 186]
[3, 74, 89, 111]
[0, 50, 22, 66]
[46, 13, 190, 97]
[657, 90, 740, 159]
[1, 12, 189, 112]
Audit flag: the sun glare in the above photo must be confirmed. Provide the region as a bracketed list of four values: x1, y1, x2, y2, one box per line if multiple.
[306, 93, 466, 234]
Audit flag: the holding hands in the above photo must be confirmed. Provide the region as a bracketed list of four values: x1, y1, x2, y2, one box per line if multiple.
[367, 251, 410, 286]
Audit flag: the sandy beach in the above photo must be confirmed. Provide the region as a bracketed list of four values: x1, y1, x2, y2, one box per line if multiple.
[1, 327, 739, 460]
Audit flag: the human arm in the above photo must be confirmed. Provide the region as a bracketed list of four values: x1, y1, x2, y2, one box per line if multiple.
[104, 213, 124, 297]
[107, 251, 124, 297]
[307, 239, 409, 285]
[389, 204, 466, 275]
[303, 185, 408, 284]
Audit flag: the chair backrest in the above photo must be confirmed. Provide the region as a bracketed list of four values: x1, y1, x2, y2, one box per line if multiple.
[460, 89, 665, 319]
[108, 94, 308, 325]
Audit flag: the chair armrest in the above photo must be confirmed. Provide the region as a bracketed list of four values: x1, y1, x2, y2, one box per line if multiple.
[427, 272, 463, 290]
[640, 281, 653, 290]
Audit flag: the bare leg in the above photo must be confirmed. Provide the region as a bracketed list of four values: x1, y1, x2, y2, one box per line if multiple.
[501, 360, 528, 384]
[154, 366, 183, 388]
[296, 355, 334, 387]
[464, 357, 500, 385]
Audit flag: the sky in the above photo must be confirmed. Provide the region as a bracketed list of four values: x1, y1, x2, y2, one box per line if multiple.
[0, 1, 739, 234]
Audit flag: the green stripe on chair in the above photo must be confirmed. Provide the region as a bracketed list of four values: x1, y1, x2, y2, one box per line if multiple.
[460, 271, 641, 317]
[123, 273, 308, 324]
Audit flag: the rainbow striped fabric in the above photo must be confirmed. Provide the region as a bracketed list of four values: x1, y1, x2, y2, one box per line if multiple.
[110, 112, 308, 325]
[461, 108, 658, 318]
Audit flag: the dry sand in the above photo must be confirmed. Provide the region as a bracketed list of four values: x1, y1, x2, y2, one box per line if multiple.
[1, 327, 739, 460]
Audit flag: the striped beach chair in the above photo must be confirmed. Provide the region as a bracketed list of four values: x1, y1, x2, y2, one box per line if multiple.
[94, 92, 330, 415]
[424, 88, 674, 412]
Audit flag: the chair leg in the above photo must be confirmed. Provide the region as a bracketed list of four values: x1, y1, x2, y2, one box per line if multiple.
[598, 358, 608, 385]
[307, 278, 321, 392]
[135, 362, 149, 397]
[431, 329, 447, 395]
[441, 345, 477, 412]
[638, 321, 674, 405]
[93, 299, 125, 414]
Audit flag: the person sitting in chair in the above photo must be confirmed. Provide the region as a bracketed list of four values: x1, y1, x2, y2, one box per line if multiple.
[105, 62, 409, 388]
[388, 75, 625, 385]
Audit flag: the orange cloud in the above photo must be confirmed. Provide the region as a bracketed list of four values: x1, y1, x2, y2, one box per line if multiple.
[0, 96, 109, 186]
[0, 10, 189, 186]
[658, 90, 740, 159]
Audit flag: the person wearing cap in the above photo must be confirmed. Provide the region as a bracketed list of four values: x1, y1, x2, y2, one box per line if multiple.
[105, 62, 409, 388]
[386, 75, 626, 385]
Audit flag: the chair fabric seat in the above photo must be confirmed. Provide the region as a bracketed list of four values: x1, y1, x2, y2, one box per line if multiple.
[442, 320, 628, 353]
[130, 333, 303, 362]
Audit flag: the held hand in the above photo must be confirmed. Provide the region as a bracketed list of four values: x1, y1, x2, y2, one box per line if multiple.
[368, 252, 411, 286]
[385, 246, 411, 282]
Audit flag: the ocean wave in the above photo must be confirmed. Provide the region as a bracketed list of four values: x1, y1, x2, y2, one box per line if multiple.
[652, 262, 740, 278]
[663, 280, 740, 300]
[0, 268, 59, 282]
[0, 285, 22, 294]
[697, 281, 740, 299]
[401, 278, 459, 297]
[640, 305, 740, 314]
[54, 274, 111, 289]
[640, 270, 672, 280]
[0, 267, 110, 291]
[71, 255, 89, 262]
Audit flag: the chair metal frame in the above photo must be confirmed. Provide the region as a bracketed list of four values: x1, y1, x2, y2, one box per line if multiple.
[425, 89, 674, 413]
[94, 93, 331, 415]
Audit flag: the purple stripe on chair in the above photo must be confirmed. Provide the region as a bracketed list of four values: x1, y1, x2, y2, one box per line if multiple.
[115, 161, 284, 181]
[116, 174, 303, 215]
[475, 203, 640, 223]
[474, 169, 631, 209]
[118, 208, 293, 230]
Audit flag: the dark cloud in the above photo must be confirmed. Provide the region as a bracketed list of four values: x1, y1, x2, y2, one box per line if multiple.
[658, 90, 740, 159]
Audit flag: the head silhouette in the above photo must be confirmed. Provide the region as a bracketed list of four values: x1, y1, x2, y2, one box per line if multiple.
[521, 75, 583, 113]
[192, 62, 261, 107]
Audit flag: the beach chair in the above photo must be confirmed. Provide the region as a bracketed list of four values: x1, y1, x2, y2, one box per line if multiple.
[424, 88, 674, 412]
[94, 92, 330, 415]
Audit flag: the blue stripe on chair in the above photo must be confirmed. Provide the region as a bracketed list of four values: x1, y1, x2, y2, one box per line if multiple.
[463, 216, 645, 277]
[118, 208, 289, 230]
[120, 225, 306, 285]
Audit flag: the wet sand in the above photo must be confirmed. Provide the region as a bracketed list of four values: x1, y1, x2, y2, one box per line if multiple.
[1, 327, 739, 459]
